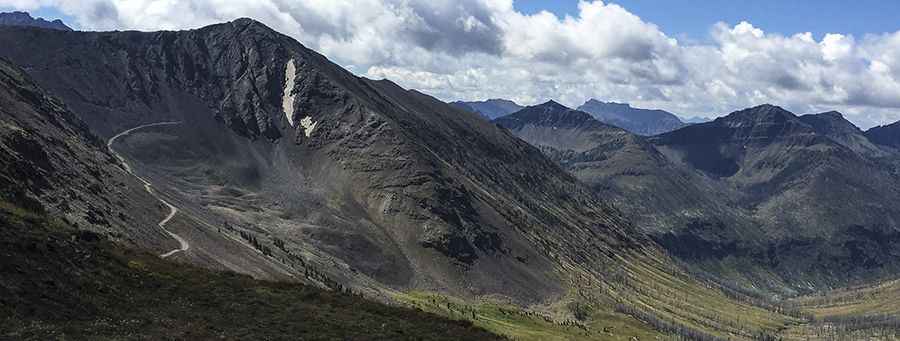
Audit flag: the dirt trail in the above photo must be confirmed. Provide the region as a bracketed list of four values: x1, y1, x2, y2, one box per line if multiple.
[107, 122, 189, 258]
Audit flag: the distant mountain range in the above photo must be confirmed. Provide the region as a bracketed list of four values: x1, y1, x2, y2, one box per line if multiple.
[450, 99, 523, 119]
[0, 11, 71, 31]
[495, 101, 900, 295]
[454, 98, 694, 135]
[576, 99, 688, 135]
[681, 116, 711, 123]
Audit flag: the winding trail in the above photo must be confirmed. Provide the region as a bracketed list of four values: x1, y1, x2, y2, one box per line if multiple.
[107, 121, 189, 258]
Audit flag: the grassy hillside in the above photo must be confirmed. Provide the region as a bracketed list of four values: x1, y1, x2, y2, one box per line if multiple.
[781, 278, 900, 340]
[0, 201, 502, 340]
[389, 253, 807, 341]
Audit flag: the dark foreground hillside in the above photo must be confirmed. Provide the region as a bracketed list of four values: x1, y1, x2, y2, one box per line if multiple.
[0, 202, 502, 341]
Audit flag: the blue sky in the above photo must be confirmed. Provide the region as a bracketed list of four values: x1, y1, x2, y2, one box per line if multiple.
[515, 0, 900, 41]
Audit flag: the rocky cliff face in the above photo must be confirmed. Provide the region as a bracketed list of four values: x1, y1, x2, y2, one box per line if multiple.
[0, 20, 650, 302]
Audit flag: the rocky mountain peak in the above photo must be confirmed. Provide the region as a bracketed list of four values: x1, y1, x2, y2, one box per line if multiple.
[715, 104, 815, 138]
[494, 101, 600, 130]
[719, 104, 794, 123]
[538, 99, 568, 109]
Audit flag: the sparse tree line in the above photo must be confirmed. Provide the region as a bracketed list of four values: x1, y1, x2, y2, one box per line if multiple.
[614, 303, 731, 341]
[681, 264, 816, 321]
[794, 289, 883, 308]
[224, 222, 356, 294]
[239, 230, 274, 256]
[600, 265, 795, 341]
[614, 303, 785, 341]
[805, 313, 900, 340]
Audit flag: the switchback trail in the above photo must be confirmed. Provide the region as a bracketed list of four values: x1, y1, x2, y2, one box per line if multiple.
[107, 121, 189, 258]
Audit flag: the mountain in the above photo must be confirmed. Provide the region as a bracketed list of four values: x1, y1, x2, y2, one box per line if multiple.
[0, 19, 650, 303]
[5, 12, 900, 340]
[450, 98, 523, 119]
[0, 20, 809, 340]
[499, 101, 900, 295]
[651, 104, 900, 290]
[866, 120, 900, 149]
[495, 101, 761, 277]
[492, 100, 622, 152]
[0, 11, 71, 31]
[576, 99, 687, 135]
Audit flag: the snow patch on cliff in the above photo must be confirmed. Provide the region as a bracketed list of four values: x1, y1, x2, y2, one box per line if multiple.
[282, 59, 296, 127]
[300, 116, 318, 137]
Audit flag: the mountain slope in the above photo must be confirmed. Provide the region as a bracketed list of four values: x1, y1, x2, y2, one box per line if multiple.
[0, 201, 501, 340]
[577, 99, 686, 135]
[0, 57, 166, 248]
[451, 98, 523, 120]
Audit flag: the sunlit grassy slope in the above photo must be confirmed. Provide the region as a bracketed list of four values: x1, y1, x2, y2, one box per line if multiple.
[395, 252, 804, 340]
[780, 278, 900, 340]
